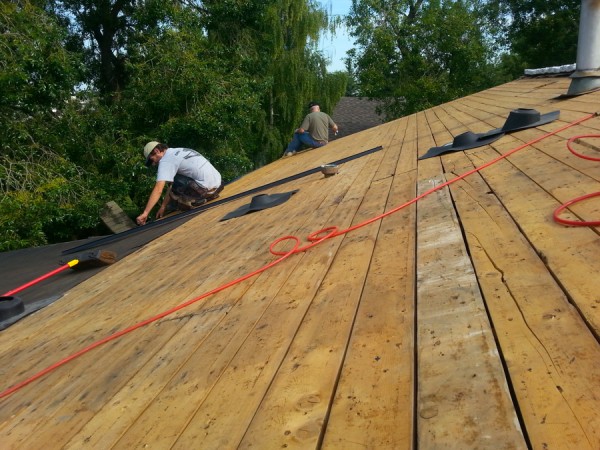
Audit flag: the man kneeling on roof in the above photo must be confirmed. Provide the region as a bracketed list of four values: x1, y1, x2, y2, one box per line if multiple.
[136, 142, 223, 225]
[283, 101, 338, 157]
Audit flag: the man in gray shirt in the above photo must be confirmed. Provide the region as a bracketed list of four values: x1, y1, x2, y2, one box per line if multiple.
[284, 102, 338, 156]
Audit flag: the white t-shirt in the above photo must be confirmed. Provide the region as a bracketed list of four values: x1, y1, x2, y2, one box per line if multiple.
[156, 148, 221, 189]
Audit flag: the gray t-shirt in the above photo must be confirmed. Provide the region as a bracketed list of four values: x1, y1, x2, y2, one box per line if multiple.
[157, 148, 221, 189]
[301, 111, 336, 141]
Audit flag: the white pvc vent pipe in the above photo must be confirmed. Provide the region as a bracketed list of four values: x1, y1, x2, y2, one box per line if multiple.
[568, 0, 600, 95]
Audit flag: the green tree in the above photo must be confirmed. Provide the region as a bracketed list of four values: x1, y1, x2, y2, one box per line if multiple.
[346, 0, 502, 118]
[0, 2, 98, 250]
[490, 0, 580, 77]
[119, 17, 261, 181]
[40, 0, 168, 97]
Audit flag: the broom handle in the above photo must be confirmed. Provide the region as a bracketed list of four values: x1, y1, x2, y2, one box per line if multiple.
[1, 260, 79, 297]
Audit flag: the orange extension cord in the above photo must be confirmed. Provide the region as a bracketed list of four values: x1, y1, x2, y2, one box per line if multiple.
[0, 112, 596, 400]
[553, 134, 600, 226]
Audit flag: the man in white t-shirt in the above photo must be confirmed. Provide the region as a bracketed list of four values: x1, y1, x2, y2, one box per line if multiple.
[136, 141, 223, 225]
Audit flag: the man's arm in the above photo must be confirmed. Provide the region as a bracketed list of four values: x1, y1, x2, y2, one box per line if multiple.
[328, 115, 338, 134]
[136, 180, 166, 225]
[299, 114, 311, 133]
[156, 185, 173, 219]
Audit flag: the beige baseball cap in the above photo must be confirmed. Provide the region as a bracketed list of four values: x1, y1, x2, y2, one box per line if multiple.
[143, 141, 160, 166]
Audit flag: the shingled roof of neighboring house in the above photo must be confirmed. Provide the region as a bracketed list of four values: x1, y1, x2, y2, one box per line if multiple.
[331, 96, 385, 138]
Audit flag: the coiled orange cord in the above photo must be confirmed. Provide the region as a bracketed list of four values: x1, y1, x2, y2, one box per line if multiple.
[553, 134, 600, 227]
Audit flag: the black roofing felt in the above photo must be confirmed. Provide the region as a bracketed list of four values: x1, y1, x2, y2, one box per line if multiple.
[0, 224, 182, 330]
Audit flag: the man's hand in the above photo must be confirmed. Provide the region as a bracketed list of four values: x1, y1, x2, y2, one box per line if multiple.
[137, 180, 166, 226]
[136, 212, 149, 226]
[156, 205, 166, 219]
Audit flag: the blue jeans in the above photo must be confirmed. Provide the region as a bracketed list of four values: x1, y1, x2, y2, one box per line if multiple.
[286, 131, 327, 153]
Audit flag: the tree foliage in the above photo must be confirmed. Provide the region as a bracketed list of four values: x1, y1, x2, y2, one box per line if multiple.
[40, 0, 166, 96]
[489, 0, 580, 77]
[1, 2, 93, 249]
[346, 0, 504, 118]
[345, 0, 581, 118]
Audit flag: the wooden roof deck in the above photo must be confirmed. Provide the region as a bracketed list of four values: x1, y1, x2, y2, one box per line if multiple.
[1, 77, 599, 449]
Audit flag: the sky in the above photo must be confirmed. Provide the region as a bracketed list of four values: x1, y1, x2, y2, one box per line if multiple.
[318, 0, 354, 72]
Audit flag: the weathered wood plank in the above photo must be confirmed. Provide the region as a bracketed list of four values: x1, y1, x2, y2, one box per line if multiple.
[6, 209, 307, 447]
[436, 93, 598, 448]
[466, 140, 600, 335]
[416, 109, 525, 449]
[236, 174, 392, 449]
[415, 175, 525, 449]
[321, 115, 417, 449]
[100, 201, 136, 233]
[443, 150, 600, 450]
